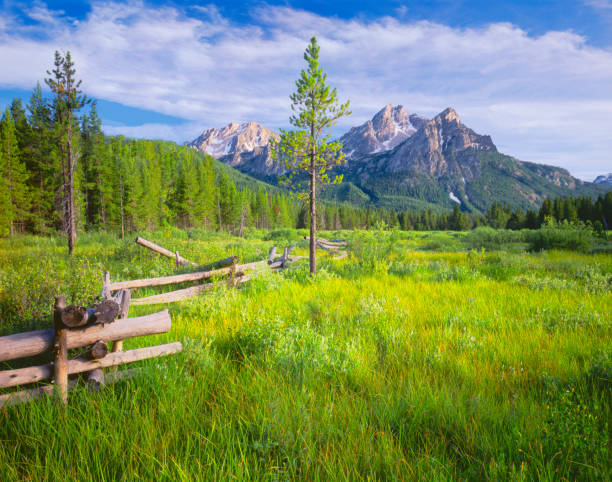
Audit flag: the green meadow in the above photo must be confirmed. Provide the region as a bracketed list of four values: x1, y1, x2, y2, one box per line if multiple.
[0, 229, 610, 480]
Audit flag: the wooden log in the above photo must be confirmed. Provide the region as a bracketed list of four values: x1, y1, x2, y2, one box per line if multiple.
[333, 251, 348, 260]
[0, 342, 182, 389]
[0, 310, 171, 363]
[60, 305, 89, 328]
[53, 297, 68, 404]
[89, 340, 108, 359]
[0, 368, 143, 408]
[198, 256, 239, 272]
[131, 275, 251, 305]
[135, 236, 196, 266]
[268, 247, 277, 264]
[107, 260, 267, 291]
[60, 300, 120, 328]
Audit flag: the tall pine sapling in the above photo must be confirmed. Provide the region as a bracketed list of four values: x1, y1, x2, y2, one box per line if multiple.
[271, 36, 351, 275]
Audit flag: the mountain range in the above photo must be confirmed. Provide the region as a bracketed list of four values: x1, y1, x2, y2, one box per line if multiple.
[188, 105, 610, 212]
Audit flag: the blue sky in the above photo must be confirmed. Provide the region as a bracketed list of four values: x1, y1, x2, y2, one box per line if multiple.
[1, 0, 611, 180]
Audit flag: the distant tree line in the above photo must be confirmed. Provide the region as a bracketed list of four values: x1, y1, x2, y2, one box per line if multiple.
[394, 195, 612, 232]
[0, 91, 381, 237]
[1, 89, 610, 238]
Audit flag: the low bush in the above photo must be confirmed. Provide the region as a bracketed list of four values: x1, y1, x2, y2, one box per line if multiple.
[528, 221, 594, 253]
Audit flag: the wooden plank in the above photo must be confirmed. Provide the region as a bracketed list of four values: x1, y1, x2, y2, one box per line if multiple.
[107, 260, 267, 291]
[0, 310, 171, 363]
[131, 275, 251, 305]
[0, 343, 182, 389]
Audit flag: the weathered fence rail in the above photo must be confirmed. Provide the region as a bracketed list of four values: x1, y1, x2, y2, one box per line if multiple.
[101, 238, 304, 307]
[0, 297, 181, 407]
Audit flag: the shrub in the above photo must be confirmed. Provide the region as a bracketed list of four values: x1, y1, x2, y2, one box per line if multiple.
[528, 220, 594, 253]
[463, 227, 528, 251]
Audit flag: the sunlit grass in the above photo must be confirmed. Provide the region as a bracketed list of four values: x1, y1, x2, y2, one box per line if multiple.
[0, 229, 610, 480]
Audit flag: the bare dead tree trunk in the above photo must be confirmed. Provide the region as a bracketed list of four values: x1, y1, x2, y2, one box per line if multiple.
[309, 123, 317, 276]
[67, 117, 76, 254]
[118, 160, 125, 239]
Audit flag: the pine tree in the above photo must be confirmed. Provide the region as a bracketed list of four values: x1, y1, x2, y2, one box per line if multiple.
[0, 108, 29, 235]
[26, 84, 58, 233]
[271, 37, 350, 275]
[45, 51, 89, 254]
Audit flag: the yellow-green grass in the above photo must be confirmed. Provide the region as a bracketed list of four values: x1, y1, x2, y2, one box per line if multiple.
[0, 229, 609, 480]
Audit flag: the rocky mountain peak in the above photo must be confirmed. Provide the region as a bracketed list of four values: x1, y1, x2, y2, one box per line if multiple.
[340, 104, 428, 158]
[438, 107, 459, 123]
[189, 121, 279, 159]
[594, 173, 612, 186]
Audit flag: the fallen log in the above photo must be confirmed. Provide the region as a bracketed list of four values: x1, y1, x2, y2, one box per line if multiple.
[0, 342, 182, 389]
[131, 275, 251, 305]
[107, 260, 267, 291]
[0, 310, 171, 363]
[0, 368, 144, 408]
[135, 236, 196, 266]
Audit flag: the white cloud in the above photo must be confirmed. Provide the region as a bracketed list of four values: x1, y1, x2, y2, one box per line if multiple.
[1, 1, 612, 181]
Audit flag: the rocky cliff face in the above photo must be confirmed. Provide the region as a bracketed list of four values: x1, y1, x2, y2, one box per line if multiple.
[189, 121, 282, 176]
[376, 107, 497, 177]
[594, 173, 612, 186]
[339, 104, 427, 158]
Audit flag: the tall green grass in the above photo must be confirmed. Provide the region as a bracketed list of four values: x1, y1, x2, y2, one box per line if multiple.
[0, 230, 610, 480]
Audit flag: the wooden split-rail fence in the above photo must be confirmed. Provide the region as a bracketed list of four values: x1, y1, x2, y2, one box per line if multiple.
[0, 295, 181, 408]
[0, 236, 334, 408]
[120, 237, 303, 305]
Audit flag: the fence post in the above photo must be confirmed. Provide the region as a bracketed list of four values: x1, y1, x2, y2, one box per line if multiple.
[111, 289, 131, 353]
[101, 271, 111, 300]
[53, 296, 68, 405]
